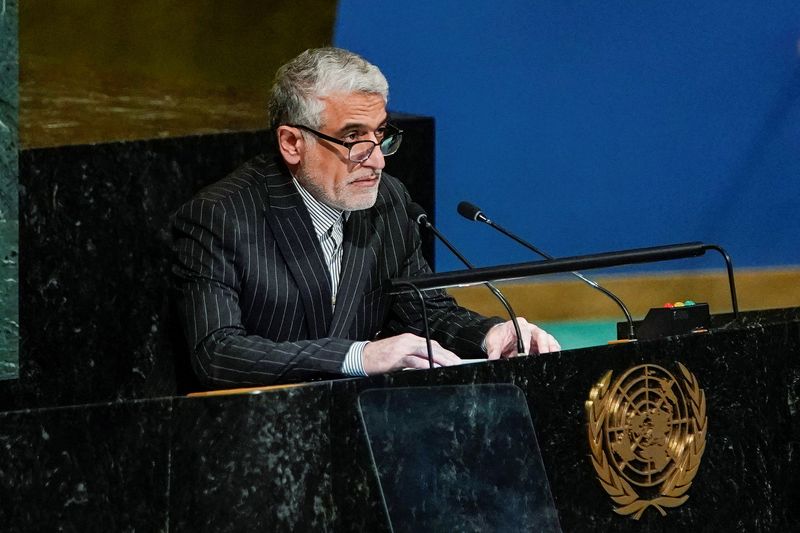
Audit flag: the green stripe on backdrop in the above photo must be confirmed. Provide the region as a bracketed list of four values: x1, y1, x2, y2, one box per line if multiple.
[539, 320, 617, 352]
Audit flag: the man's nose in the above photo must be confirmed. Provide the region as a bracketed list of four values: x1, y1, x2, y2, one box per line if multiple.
[362, 143, 385, 170]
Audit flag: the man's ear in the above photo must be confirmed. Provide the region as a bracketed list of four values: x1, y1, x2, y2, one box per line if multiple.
[276, 125, 304, 165]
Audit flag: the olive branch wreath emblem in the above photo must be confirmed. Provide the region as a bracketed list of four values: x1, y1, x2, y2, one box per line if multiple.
[585, 363, 707, 520]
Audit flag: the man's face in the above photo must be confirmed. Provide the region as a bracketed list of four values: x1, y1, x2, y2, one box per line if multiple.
[296, 92, 387, 211]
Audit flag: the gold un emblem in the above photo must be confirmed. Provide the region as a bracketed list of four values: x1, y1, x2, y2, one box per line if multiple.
[585, 363, 707, 520]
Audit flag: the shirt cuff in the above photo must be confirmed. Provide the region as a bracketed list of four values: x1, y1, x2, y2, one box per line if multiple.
[341, 340, 369, 377]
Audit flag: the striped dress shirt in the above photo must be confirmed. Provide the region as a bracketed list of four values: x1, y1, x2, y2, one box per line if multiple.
[293, 178, 367, 376]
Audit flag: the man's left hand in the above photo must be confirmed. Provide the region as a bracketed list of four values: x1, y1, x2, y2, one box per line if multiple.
[484, 318, 561, 359]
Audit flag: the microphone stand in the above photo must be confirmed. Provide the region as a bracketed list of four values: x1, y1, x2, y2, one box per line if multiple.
[385, 242, 739, 326]
[459, 202, 636, 339]
[417, 215, 526, 355]
[392, 281, 434, 369]
[703, 245, 739, 318]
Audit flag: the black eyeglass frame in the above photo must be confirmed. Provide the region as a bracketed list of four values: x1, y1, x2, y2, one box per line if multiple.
[287, 123, 403, 163]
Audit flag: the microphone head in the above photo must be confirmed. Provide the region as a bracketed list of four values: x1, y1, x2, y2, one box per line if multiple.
[457, 201, 484, 222]
[407, 202, 428, 225]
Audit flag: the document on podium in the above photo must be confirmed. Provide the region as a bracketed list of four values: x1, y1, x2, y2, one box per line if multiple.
[403, 358, 487, 371]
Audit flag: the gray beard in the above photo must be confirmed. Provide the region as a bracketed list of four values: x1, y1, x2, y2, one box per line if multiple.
[297, 171, 381, 212]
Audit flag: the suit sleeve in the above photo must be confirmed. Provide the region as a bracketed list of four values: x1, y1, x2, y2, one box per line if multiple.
[380, 183, 505, 356]
[171, 197, 353, 388]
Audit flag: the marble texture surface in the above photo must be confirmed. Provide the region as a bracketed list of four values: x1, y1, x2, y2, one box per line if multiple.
[0, 310, 797, 531]
[170, 385, 335, 532]
[0, 0, 18, 217]
[0, 0, 19, 380]
[0, 398, 172, 532]
[1, 130, 269, 410]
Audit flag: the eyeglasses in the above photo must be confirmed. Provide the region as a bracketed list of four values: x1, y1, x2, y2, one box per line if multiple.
[288, 123, 403, 163]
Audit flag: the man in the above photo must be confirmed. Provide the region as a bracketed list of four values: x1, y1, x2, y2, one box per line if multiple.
[171, 47, 559, 389]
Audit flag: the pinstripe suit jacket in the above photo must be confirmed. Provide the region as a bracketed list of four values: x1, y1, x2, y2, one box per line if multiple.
[171, 154, 502, 388]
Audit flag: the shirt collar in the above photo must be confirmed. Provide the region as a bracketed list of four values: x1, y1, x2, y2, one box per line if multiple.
[292, 178, 349, 238]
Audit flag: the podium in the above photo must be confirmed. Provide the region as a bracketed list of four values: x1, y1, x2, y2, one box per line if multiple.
[1, 307, 798, 531]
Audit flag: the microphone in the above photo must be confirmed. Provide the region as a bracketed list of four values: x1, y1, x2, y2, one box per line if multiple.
[408, 202, 526, 355]
[457, 201, 636, 339]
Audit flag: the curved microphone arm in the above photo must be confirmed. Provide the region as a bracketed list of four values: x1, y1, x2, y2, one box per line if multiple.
[416, 215, 526, 356]
[392, 281, 434, 369]
[577, 275, 635, 337]
[458, 202, 636, 339]
[702, 244, 739, 319]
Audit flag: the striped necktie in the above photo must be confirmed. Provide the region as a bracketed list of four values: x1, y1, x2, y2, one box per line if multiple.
[326, 216, 344, 308]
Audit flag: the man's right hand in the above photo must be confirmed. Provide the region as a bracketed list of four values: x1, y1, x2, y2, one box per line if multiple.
[362, 333, 462, 375]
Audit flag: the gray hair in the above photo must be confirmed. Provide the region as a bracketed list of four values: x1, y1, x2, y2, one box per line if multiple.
[268, 47, 389, 132]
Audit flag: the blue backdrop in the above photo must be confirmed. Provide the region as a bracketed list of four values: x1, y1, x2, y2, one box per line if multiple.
[335, 2, 800, 273]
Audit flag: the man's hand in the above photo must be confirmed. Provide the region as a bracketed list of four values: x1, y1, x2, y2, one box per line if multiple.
[484, 318, 561, 359]
[362, 333, 462, 375]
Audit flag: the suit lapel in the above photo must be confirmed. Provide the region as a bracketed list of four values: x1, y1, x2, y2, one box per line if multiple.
[329, 207, 380, 337]
[262, 159, 333, 338]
